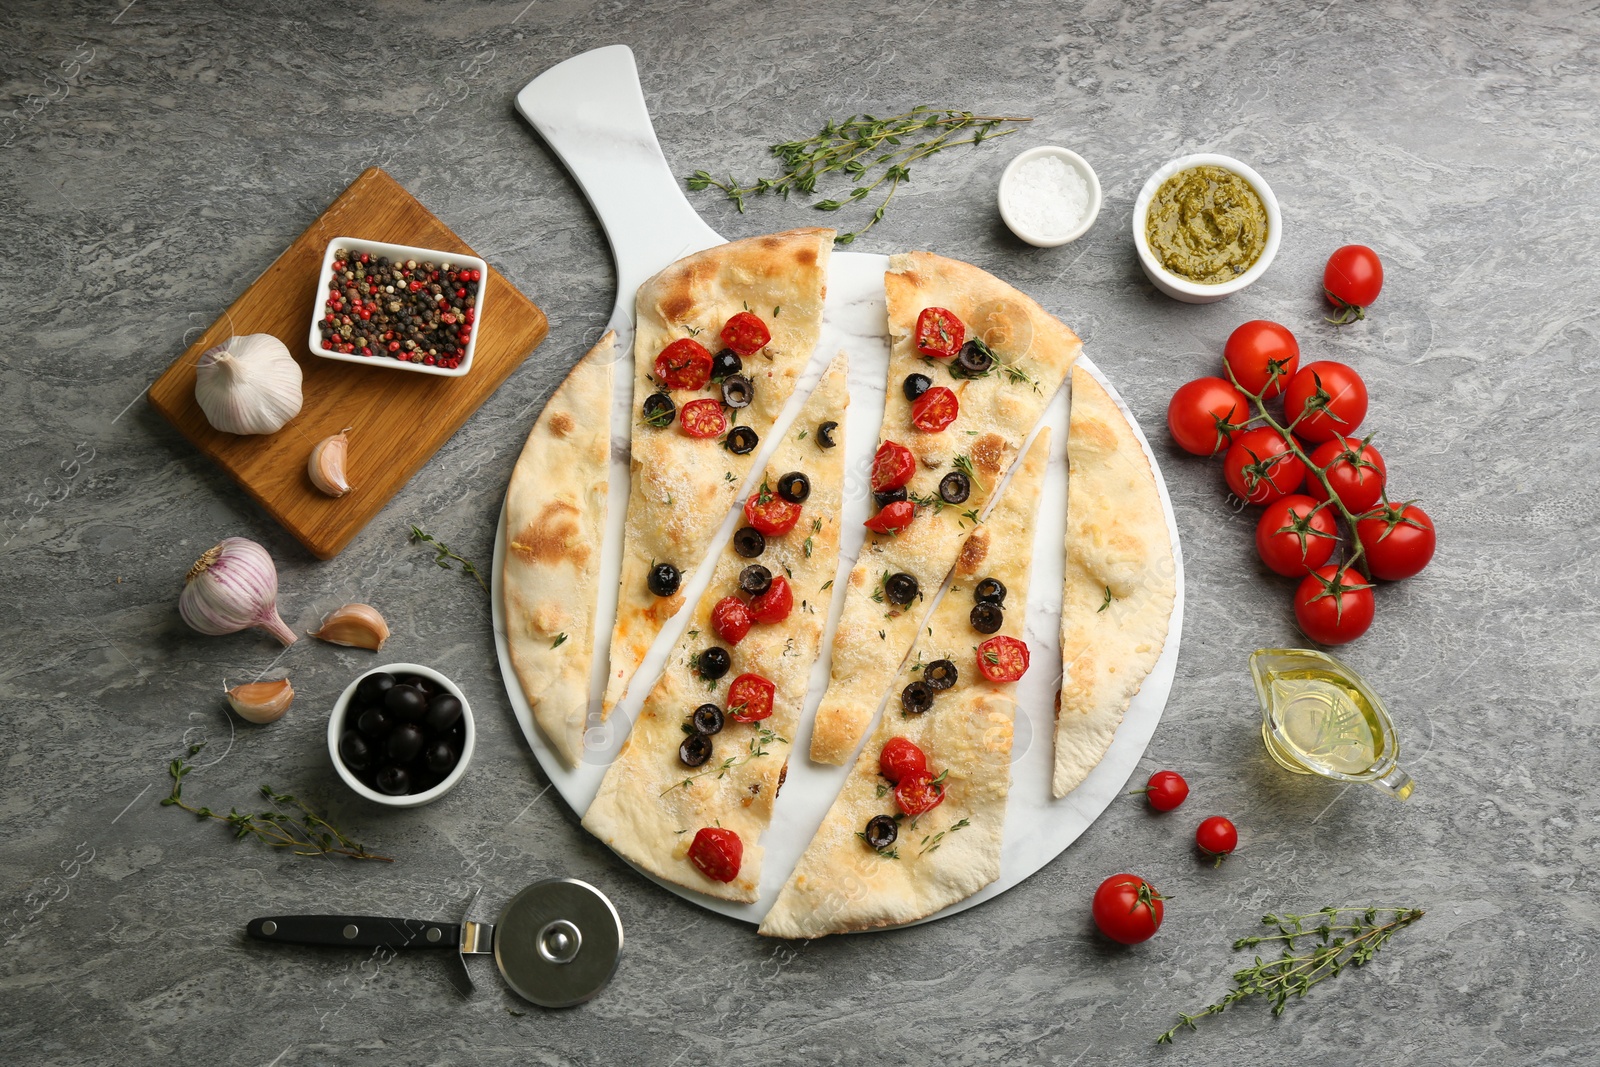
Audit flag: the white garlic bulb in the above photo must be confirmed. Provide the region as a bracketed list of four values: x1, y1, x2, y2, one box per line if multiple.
[194, 334, 304, 435]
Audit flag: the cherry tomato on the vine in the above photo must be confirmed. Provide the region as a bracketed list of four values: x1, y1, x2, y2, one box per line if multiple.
[1324, 245, 1384, 324]
[1356, 501, 1436, 581]
[688, 827, 743, 883]
[1195, 816, 1238, 866]
[1293, 565, 1375, 645]
[1307, 436, 1387, 514]
[911, 386, 960, 432]
[1284, 361, 1368, 444]
[1223, 426, 1306, 505]
[1223, 320, 1301, 398]
[1136, 770, 1189, 812]
[879, 737, 928, 784]
[1255, 494, 1338, 577]
[915, 307, 965, 359]
[1091, 873, 1165, 945]
[1168, 377, 1251, 456]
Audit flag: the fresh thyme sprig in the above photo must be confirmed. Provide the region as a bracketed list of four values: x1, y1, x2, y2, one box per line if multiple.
[1157, 906, 1423, 1044]
[410, 525, 487, 591]
[162, 743, 391, 862]
[687, 107, 1031, 244]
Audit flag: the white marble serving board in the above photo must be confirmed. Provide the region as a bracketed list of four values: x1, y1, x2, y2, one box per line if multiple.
[490, 45, 1183, 928]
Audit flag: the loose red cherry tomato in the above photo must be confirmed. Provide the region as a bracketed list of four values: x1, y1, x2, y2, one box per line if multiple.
[1255, 494, 1338, 577]
[1306, 436, 1387, 514]
[1195, 816, 1238, 866]
[1293, 565, 1375, 645]
[748, 575, 793, 624]
[1137, 770, 1189, 812]
[915, 306, 965, 359]
[1091, 873, 1164, 945]
[1323, 245, 1384, 324]
[870, 440, 917, 492]
[710, 596, 753, 645]
[688, 826, 743, 882]
[1284, 361, 1368, 443]
[1356, 501, 1436, 581]
[1223, 426, 1306, 505]
[654, 338, 713, 390]
[865, 500, 916, 534]
[679, 398, 727, 438]
[720, 311, 771, 355]
[726, 672, 776, 722]
[911, 386, 960, 433]
[744, 490, 802, 537]
[894, 772, 946, 816]
[975, 635, 1029, 682]
[879, 737, 928, 784]
[1168, 377, 1251, 456]
[1223, 320, 1300, 398]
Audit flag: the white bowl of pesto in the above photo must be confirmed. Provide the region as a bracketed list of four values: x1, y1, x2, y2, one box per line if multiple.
[1133, 153, 1280, 304]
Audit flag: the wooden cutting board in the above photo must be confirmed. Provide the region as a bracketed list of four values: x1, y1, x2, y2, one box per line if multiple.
[148, 166, 548, 559]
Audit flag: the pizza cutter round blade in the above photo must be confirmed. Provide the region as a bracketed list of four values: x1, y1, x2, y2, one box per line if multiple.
[245, 878, 623, 1008]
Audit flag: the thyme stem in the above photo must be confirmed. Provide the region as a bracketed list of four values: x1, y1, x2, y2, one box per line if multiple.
[410, 524, 487, 591]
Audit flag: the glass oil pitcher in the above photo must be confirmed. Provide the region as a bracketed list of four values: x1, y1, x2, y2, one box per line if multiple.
[1250, 648, 1414, 800]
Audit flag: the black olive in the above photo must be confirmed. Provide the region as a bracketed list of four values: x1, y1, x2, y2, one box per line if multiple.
[903, 373, 932, 402]
[384, 684, 426, 723]
[970, 602, 1004, 634]
[955, 339, 994, 377]
[374, 765, 411, 796]
[777, 471, 810, 503]
[642, 391, 676, 428]
[356, 706, 392, 738]
[863, 814, 898, 850]
[711, 348, 743, 382]
[974, 577, 1007, 605]
[648, 561, 682, 597]
[732, 526, 766, 557]
[902, 680, 934, 715]
[356, 671, 395, 706]
[424, 694, 463, 733]
[725, 425, 759, 454]
[691, 703, 725, 736]
[721, 374, 754, 408]
[939, 470, 971, 504]
[874, 486, 908, 509]
[387, 723, 426, 762]
[816, 421, 839, 448]
[680, 733, 714, 767]
[924, 659, 959, 691]
[884, 572, 920, 606]
[425, 740, 459, 775]
[338, 730, 372, 772]
[739, 564, 773, 596]
[697, 647, 731, 681]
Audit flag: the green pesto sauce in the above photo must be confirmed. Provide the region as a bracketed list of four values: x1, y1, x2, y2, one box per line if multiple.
[1145, 165, 1268, 284]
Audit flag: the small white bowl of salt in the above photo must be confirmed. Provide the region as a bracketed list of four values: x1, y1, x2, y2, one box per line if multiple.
[997, 146, 1103, 248]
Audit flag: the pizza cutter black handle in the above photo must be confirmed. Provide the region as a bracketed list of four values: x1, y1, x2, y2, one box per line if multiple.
[246, 915, 460, 951]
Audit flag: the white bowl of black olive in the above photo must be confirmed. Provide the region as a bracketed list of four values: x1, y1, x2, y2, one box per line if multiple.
[328, 663, 475, 808]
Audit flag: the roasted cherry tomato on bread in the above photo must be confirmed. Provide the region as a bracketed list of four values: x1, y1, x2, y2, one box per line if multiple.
[1255, 494, 1338, 577]
[720, 311, 771, 355]
[710, 596, 753, 646]
[1223, 426, 1306, 505]
[679, 397, 727, 438]
[1136, 770, 1189, 812]
[1195, 816, 1238, 866]
[1223, 320, 1301, 398]
[915, 306, 965, 359]
[748, 575, 794, 624]
[894, 772, 946, 816]
[879, 737, 928, 784]
[688, 826, 743, 883]
[1168, 377, 1251, 457]
[1284, 362, 1368, 444]
[975, 635, 1030, 682]
[1293, 565, 1375, 645]
[1324, 245, 1384, 325]
[1356, 501, 1436, 581]
[911, 386, 960, 433]
[1307, 436, 1387, 514]
[744, 490, 802, 537]
[1092, 874, 1164, 945]
[726, 672, 776, 722]
[654, 338, 713, 390]
[870, 440, 917, 492]
[865, 500, 916, 534]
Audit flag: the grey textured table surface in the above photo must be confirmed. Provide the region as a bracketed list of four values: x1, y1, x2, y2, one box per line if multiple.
[3, 2, 1595, 1064]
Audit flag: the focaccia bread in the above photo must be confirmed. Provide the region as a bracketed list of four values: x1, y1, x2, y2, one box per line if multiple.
[809, 252, 1081, 764]
[502, 332, 616, 768]
[583, 354, 850, 902]
[602, 229, 833, 717]
[759, 430, 1050, 938]
[1054, 366, 1176, 797]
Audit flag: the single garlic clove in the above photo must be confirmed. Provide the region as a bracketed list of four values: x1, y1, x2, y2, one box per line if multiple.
[309, 603, 390, 651]
[308, 428, 353, 498]
[227, 678, 295, 724]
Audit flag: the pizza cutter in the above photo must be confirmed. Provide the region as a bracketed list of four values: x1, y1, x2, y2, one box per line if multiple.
[245, 879, 622, 1007]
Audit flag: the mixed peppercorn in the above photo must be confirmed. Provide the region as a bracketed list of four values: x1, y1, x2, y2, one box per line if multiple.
[318, 248, 480, 370]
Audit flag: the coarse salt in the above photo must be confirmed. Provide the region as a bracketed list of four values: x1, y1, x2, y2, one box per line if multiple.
[1006, 154, 1091, 239]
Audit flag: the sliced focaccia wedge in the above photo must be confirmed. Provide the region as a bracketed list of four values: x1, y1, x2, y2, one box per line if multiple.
[1054, 366, 1176, 797]
[602, 228, 834, 717]
[760, 430, 1050, 938]
[582, 354, 849, 902]
[502, 332, 615, 768]
[809, 252, 1080, 764]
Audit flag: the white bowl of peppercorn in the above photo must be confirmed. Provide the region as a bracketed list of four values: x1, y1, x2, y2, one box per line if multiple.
[309, 236, 488, 377]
